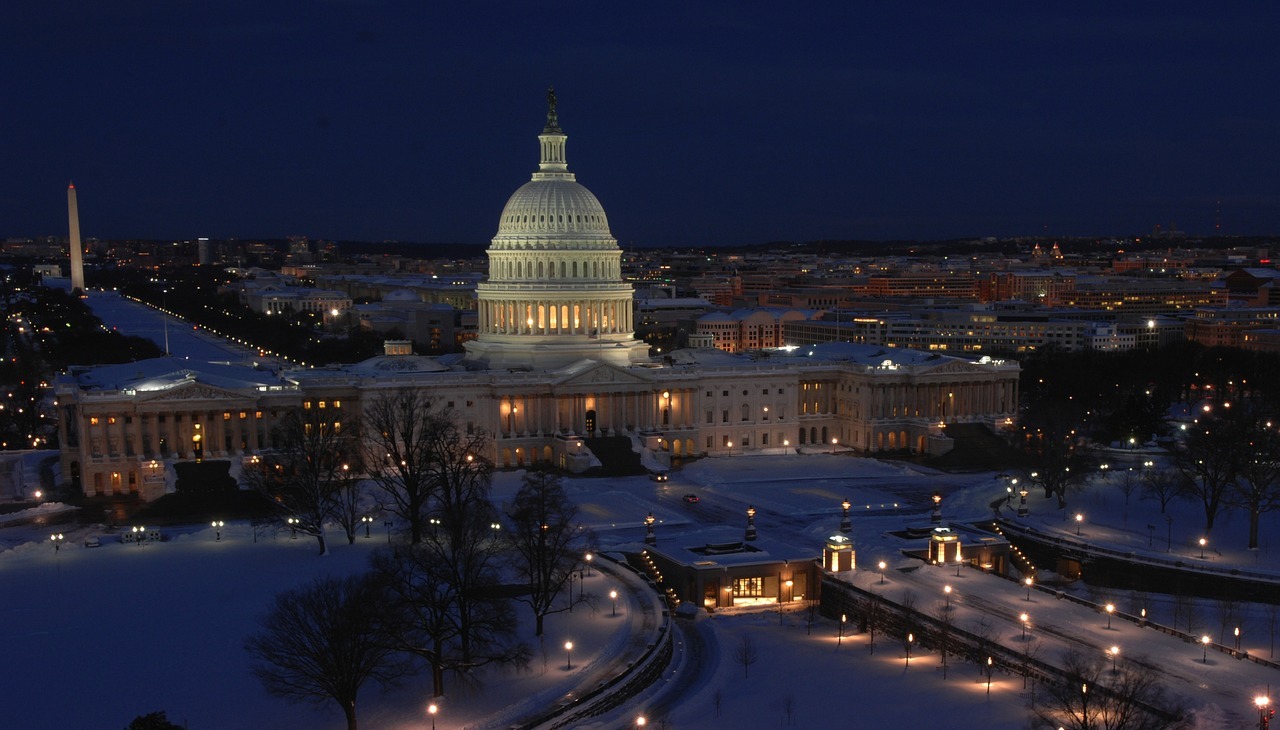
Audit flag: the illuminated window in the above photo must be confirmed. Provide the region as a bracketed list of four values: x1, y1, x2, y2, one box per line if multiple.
[108, 417, 117, 425]
[333, 421, 341, 433]
[318, 401, 326, 409]
[303, 401, 312, 410]
[239, 411, 247, 419]
[333, 400, 341, 409]
[255, 411, 263, 419]
[223, 412, 231, 421]
[90, 417, 100, 426]
[733, 577, 763, 597]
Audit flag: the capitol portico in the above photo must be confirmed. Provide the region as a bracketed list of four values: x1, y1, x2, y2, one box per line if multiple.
[55, 93, 1020, 499]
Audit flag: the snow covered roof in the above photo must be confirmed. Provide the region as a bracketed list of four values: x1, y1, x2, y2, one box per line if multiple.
[64, 356, 286, 393]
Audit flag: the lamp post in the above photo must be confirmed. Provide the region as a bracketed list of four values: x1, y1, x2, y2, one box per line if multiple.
[211, 520, 224, 541]
[1017, 484, 1029, 518]
[1020, 613, 1029, 642]
[644, 512, 656, 545]
[1166, 514, 1173, 552]
[610, 589, 618, 616]
[931, 492, 942, 524]
[50, 533, 64, 552]
[943, 584, 952, 612]
[1202, 635, 1211, 663]
[838, 613, 846, 646]
[1105, 603, 1115, 630]
[1199, 537, 1207, 559]
[905, 633, 913, 667]
[361, 515, 372, 538]
[986, 656, 993, 695]
[877, 560, 887, 585]
[1024, 576, 1034, 601]
[584, 551, 594, 576]
[1255, 696, 1271, 730]
[564, 641, 573, 670]
[840, 499, 851, 533]
[427, 702, 437, 730]
[384, 520, 393, 543]
[568, 571, 574, 613]
[287, 517, 298, 539]
[430, 517, 441, 538]
[745, 505, 757, 541]
[133, 525, 147, 545]
[1147, 523, 1155, 547]
[636, 717, 647, 728]
[1108, 645, 1120, 673]
[1235, 626, 1241, 653]
[1075, 513, 1083, 536]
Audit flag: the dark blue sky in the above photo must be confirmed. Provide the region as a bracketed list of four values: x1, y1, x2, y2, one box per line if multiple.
[5, 3, 1279, 247]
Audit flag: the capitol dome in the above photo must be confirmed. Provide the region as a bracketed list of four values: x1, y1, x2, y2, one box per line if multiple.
[495, 180, 612, 239]
[463, 88, 651, 371]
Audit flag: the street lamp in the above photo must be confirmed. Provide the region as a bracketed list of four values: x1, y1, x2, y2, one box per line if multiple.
[838, 613, 846, 646]
[1024, 576, 1034, 601]
[1105, 603, 1115, 630]
[636, 717, 647, 728]
[644, 512, 656, 545]
[1202, 634, 1211, 663]
[1075, 513, 1083, 536]
[287, 517, 298, 539]
[1255, 696, 1271, 730]
[427, 703, 437, 730]
[1199, 537, 1207, 559]
[1017, 485, 1029, 518]
[1166, 514, 1173, 552]
[50, 533, 64, 552]
[211, 520, 224, 541]
[986, 656, 993, 695]
[610, 589, 618, 616]
[840, 499, 851, 533]
[905, 633, 913, 666]
[132, 525, 147, 545]
[1235, 626, 1241, 653]
[1108, 645, 1120, 673]
[564, 640, 573, 670]
[931, 492, 942, 524]
[745, 505, 757, 541]
[1020, 612, 1029, 642]
[361, 515, 372, 538]
[943, 584, 952, 611]
[585, 551, 594, 576]
[878, 560, 887, 584]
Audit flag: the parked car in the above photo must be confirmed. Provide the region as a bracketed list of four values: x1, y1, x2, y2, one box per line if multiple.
[682, 493, 700, 504]
[649, 471, 669, 482]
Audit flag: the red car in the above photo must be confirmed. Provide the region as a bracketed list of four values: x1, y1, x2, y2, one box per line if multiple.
[682, 494, 700, 504]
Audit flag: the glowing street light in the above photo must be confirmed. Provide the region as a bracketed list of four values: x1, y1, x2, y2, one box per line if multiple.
[1024, 576, 1034, 601]
[1199, 537, 1207, 559]
[1202, 634, 1212, 663]
[1105, 603, 1115, 630]
[564, 640, 573, 670]
[1075, 513, 1084, 536]
[610, 589, 618, 616]
[636, 717, 647, 728]
[1108, 645, 1120, 673]
[1020, 612, 1029, 642]
[361, 515, 373, 538]
[584, 551, 594, 576]
[840, 499, 852, 533]
[905, 632, 914, 666]
[211, 520, 224, 541]
[427, 702, 437, 730]
[287, 517, 298, 539]
[838, 613, 847, 646]
[877, 560, 887, 584]
[943, 584, 952, 611]
[1255, 696, 1270, 730]
[50, 533, 65, 552]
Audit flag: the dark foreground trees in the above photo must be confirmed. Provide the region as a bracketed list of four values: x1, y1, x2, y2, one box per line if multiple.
[1030, 648, 1188, 730]
[242, 406, 362, 555]
[506, 468, 589, 636]
[245, 574, 402, 730]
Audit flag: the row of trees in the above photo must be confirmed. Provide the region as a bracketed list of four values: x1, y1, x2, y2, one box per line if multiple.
[242, 391, 594, 729]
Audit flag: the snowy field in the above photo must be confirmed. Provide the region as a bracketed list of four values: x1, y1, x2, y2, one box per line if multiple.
[5, 452, 1280, 728]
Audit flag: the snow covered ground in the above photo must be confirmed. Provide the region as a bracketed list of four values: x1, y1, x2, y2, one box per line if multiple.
[4, 453, 1278, 728]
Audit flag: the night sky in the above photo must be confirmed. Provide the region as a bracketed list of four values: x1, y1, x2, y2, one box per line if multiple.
[6, 3, 1279, 247]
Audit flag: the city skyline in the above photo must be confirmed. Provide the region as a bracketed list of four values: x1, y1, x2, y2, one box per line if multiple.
[6, 4, 1280, 246]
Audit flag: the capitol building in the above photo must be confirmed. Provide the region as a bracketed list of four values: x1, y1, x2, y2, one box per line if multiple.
[56, 96, 1020, 499]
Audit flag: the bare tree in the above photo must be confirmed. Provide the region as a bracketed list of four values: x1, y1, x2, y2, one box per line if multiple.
[506, 467, 587, 636]
[1019, 397, 1095, 509]
[931, 598, 955, 679]
[245, 573, 402, 730]
[1141, 466, 1183, 514]
[1117, 467, 1142, 527]
[1229, 419, 1280, 549]
[733, 634, 758, 679]
[332, 464, 367, 546]
[1030, 648, 1188, 730]
[242, 406, 359, 555]
[363, 389, 444, 545]
[1175, 412, 1243, 535]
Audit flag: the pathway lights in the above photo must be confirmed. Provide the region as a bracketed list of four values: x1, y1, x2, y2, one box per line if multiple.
[287, 517, 298, 539]
[986, 656, 994, 695]
[361, 515, 372, 538]
[1025, 576, 1034, 601]
[745, 505, 757, 541]
[211, 520, 224, 541]
[1105, 603, 1115, 630]
[840, 499, 851, 533]
[564, 641, 573, 670]
[610, 589, 618, 616]
[1075, 513, 1083, 536]
[838, 613, 846, 646]
[585, 551, 593, 576]
[1255, 696, 1271, 730]
[905, 633, 913, 666]
[427, 703, 437, 730]
[1108, 646, 1120, 674]
[1200, 537, 1207, 559]
[1202, 635, 1211, 663]
[636, 717, 647, 728]
[1235, 627, 1241, 653]
[50, 533, 64, 552]
[1020, 613, 1029, 642]
[878, 560, 887, 584]
[943, 584, 952, 611]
